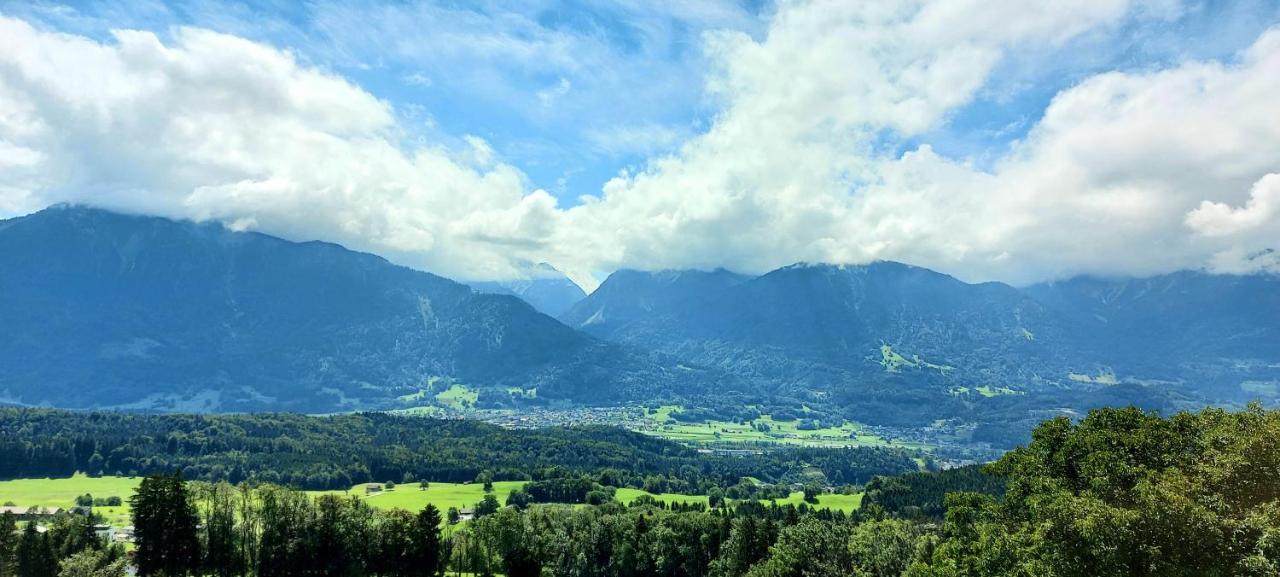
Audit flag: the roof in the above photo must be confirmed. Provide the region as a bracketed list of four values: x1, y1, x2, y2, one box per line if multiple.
[0, 506, 63, 515]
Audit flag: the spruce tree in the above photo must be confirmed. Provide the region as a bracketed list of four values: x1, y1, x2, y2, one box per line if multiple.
[412, 505, 446, 577]
[15, 521, 55, 577]
[0, 512, 16, 577]
[132, 473, 200, 577]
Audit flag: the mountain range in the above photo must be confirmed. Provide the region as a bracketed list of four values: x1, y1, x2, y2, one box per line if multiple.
[0, 206, 698, 412]
[2, 205, 1278, 439]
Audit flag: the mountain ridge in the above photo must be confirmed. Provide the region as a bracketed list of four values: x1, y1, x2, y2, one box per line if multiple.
[0, 205, 696, 411]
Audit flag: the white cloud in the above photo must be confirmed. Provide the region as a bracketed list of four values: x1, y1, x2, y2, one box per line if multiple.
[0, 16, 553, 281]
[583, 122, 688, 157]
[551, 1, 1280, 284]
[1187, 174, 1280, 238]
[2, 2, 1279, 292]
[536, 77, 571, 108]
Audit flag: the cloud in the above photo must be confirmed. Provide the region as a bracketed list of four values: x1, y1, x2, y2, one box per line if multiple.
[551, 1, 1280, 284]
[583, 122, 688, 157]
[1187, 174, 1280, 238]
[0, 16, 552, 281]
[2, 2, 1279, 292]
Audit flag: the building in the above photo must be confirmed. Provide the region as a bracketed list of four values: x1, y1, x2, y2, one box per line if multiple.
[94, 524, 115, 541]
[114, 526, 135, 543]
[0, 506, 65, 520]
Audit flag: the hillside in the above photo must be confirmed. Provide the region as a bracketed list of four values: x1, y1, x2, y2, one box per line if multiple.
[562, 261, 1280, 433]
[0, 206, 688, 411]
[564, 262, 1079, 390]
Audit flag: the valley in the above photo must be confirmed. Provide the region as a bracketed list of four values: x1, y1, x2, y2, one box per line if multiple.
[2, 206, 1278, 456]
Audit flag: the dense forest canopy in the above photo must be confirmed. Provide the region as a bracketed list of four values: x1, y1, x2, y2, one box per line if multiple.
[7, 406, 1280, 576]
[0, 409, 919, 491]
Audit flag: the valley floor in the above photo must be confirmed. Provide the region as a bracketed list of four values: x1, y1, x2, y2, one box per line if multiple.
[0, 474, 864, 532]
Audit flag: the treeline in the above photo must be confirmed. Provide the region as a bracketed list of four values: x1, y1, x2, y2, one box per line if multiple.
[459, 404, 1280, 576]
[0, 409, 919, 491]
[0, 511, 127, 577]
[861, 465, 1005, 519]
[12, 405, 1280, 576]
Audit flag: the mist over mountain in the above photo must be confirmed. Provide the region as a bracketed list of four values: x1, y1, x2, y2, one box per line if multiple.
[0, 206, 690, 411]
[3, 205, 1277, 437]
[468, 264, 587, 317]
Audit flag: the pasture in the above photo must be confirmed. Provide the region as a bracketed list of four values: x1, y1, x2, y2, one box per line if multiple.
[0, 473, 139, 526]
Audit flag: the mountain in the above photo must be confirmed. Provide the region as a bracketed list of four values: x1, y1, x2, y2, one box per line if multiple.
[564, 262, 1075, 389]
[560, 268, 750, 337]
[468, 264, 586, 317]
[0, 206, 691, 412]
[563, 261, 1280, 430]
[1025, 271, 1280, 396]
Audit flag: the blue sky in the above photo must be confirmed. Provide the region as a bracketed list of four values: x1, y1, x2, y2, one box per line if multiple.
[9, 0, 1270, 203]
[1, 1, 1279, 287]
[2, 0, 774, 204]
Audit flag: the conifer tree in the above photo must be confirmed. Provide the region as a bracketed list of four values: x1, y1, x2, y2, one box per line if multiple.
[132, 473, 200, 577]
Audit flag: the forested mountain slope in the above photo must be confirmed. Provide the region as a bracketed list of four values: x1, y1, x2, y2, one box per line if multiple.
[0, 206, 692, 411]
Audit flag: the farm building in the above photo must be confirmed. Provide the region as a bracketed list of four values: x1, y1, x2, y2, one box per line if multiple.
[0, 506, 65, 520]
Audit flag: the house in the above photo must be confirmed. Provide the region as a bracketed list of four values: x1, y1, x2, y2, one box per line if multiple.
[94, 524, 115, 541]
[114, 526, 135, 543]
[0, 506, 64, 520]
[457, 508, 475, 522]
[364, 483, 383, 495]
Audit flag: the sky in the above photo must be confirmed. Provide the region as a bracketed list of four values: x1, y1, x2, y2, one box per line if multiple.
[1, 0, 1278, 290]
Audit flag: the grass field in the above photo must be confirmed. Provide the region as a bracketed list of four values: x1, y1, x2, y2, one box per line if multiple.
[615, 487, 862, 513]
[308, 481, 526, 514]
[641, 405, 931, 450]
[0, 473, 140, 525]
[0, 475, 862, 529]
[434, 384, 478, 410]
[614, 488, 710, 506]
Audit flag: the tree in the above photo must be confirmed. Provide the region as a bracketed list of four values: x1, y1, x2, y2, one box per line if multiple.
[475, 508, 539, 577]
[132, 473, 200, 577]
[745, 518, 853, 577]
[57, 550, 128, 577]
[710, 515, 773, 577]
[198, 483, 240, 577]
[16, 521, 56, 577]
[474, 496, 500, 518]
[0, 512, 17, 577]
[505, 489, 532, 510]
[801, 484, 821, 505]
[848, 519, 925, 577]
[446, 508, 461, 525]
[419, 481, 430, 492]
[476, 472, 494, 494]
[411, 505, 447, 577]
[708, 487, 726, 509]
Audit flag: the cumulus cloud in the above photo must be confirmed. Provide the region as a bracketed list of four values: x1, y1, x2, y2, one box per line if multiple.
[554, 1, 1280, 284]
[1187, 174, 1280, 238]
[0, 16, 556, 281]
[2, 2, 1279, 290]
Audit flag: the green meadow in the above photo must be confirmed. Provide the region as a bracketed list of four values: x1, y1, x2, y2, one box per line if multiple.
[0, 473, 140, 526]
[0, 476, 864, 528]
[615, 487, 863, 513]
[641, 405, 931, 450]
[307, 481, 525, 514]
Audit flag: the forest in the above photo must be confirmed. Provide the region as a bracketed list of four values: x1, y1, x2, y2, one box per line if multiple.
[7, 405, 1280, 576]
[0, 409, 918, 492]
